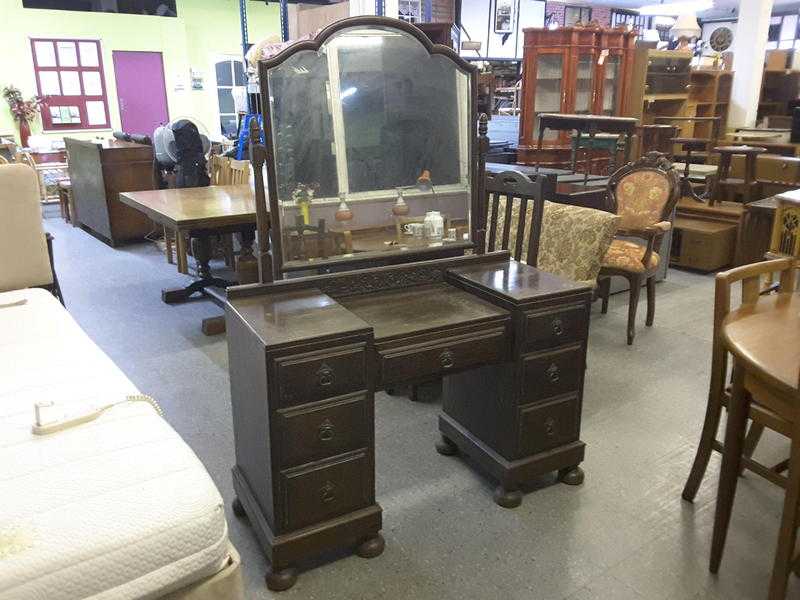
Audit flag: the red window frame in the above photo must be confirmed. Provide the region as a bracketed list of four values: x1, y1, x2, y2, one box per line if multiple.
[31, 38, 111, 131]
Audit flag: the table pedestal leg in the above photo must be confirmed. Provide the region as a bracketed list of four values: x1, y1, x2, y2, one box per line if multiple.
[162, 233, 235, 304]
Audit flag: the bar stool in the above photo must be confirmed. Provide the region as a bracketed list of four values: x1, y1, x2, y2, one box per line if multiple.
[712, 145, 767, 205]
[638, 124, 679, 158]
[672, 137, 713, 200]
[704, 259, 799, 599]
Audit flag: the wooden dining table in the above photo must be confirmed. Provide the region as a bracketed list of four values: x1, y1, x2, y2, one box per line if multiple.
[118, 184, 260, 307]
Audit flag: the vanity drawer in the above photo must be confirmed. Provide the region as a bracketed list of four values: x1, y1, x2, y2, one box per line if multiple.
[523, 304, 587, 351]
[275, 344, 367, 408]
[377, 327, 506, 387]
[521, 345, 583, 402]
[276, 392, 370, 468]
[279, 450, 372, 531]
[518, 394, 580, 456]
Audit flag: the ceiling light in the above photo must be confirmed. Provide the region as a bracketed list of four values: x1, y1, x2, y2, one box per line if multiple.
[637, 1, 713, 16]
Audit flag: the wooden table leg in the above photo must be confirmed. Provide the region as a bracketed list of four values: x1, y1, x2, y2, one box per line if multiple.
[176, 230, 189, 275]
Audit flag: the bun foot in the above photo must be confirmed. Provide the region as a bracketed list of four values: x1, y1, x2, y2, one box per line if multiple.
[232, 497, 246, 518]
[493, 485, 522, 508]
[266, 566, 297, 591]
[356, 534, 385, 559]
[435, 435, 458, 456]
[558, 466, 585, 486]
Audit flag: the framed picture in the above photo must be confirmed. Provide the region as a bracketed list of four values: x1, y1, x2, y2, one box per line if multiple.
[494, 0, 514, 34]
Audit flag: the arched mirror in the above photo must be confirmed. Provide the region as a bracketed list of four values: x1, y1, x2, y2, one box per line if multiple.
[258, 18, 479, 275]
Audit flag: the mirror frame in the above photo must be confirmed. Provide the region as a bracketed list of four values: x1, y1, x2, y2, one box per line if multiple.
[252, 16, 486, 281]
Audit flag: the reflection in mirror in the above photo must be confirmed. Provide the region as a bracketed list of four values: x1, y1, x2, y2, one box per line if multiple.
[266, 24, 473, 270]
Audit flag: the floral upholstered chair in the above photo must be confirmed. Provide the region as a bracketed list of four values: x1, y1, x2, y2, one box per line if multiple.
[537, 202, 620, 288]
[599, 152, 681, 345]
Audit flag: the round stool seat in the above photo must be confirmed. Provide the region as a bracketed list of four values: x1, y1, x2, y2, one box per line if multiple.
[713, 145, 767, 156]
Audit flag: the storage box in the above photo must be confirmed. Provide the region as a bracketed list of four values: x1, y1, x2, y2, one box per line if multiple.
[670, 217, 737, 271]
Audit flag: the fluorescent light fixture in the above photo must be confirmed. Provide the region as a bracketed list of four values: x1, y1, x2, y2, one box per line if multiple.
[637, 1, 713, 16]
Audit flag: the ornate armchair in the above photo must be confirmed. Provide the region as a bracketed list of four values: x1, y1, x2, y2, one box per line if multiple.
[598, 152, 681, 345]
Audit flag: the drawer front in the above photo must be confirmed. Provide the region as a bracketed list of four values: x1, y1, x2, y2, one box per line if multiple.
[518, 394, 580, 456]
[275, 344, 367, 408]
[523, 304, 587, 351]
[378, 327, 506, 387]
[522, 345, 583, 402]
[276, 393, 370, 468]
[279, 450, 372, 531]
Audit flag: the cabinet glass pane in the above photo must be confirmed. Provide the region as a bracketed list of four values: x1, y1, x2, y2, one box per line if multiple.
[602, 55, 620, 115]
[575, 54, 594, 114]
[534, 54, 562, 140]
[646, 55, 691, 95]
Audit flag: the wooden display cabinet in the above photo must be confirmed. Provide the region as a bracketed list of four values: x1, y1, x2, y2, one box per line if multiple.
[517, 25, 636, 167]
[626, 48, 692, 125]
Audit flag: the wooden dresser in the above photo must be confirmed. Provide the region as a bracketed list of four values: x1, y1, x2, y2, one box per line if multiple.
[226, 254, 592, 590]
[66, 138, 155, 246]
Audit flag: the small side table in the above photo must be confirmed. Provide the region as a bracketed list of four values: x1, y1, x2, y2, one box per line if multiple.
[712, 145, 767, 205]
[673, 137, 714, 201]
[638, 124, 679, 158]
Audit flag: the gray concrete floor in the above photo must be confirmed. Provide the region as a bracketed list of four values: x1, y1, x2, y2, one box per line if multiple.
[44, 210, 796, 600]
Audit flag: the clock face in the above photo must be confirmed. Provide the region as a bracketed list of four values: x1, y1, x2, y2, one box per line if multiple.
[709, 27, 733, 52]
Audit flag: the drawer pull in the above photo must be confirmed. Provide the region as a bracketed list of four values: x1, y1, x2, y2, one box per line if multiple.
[544, 416, 556, 437]
[547, 363, 560, 384]
[320, 481, 336, 504]
[439, 349, 455, 369]
[317, 363, 335, 387]
[552, 318, 564, 337]
[318, 419, 335, 442]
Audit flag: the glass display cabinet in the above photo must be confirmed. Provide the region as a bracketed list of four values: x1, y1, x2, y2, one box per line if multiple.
[517, 25, 637, 167]
[254, 22, 478, 279]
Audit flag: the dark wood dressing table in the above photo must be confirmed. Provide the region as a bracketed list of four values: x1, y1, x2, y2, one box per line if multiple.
[225, 17, 593, 591]
[227, 252, 591, 590]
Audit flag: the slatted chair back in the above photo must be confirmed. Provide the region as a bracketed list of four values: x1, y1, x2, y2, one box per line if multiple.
[229, 159, 250, 185]
[485, 170, 554, 266]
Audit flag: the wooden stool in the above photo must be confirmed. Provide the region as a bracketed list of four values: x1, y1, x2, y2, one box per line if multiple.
[702, 259, 799, 599]
[56, 179, 72, 223]
[638, 124, 679, 158]
[712, 145, 767, 205]
[672, 137, 713, 200]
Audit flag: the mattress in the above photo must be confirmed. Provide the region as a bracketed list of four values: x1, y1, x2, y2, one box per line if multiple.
[0, 289, 230, 600]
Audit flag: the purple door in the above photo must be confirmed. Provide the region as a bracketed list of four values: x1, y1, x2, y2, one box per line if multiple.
[112, 51, 169, 137]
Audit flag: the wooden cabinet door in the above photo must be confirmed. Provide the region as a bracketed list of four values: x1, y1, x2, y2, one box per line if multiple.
[521, 48, 568, 147]
[594, 51, 625, 116]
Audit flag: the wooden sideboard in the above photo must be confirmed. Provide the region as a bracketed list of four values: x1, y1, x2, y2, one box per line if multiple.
[226, 253, 592, 590]
[66, 138, 155, 246]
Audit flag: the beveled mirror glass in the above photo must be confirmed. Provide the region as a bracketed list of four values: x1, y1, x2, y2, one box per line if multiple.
[264, 23, 473, 271]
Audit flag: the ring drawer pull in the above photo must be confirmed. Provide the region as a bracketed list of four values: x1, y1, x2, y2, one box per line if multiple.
[318, 419, 335, 442]
[544, 417, 556, 437]
[439, 349, 455, 369]
[546, 363, 560, 384]
[552, 318, 564, 336]
[321, 481, 336, 504]
[317, 363, 335, 387]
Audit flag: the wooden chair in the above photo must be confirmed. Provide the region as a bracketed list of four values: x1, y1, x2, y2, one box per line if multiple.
[598, 152, 681, 345]
[484, 170, 551, 265]
[0, 164, 63, 302]
[766, 196, 800, 264]
[15, 151, 48, 203]
[698, 259, 798, 599]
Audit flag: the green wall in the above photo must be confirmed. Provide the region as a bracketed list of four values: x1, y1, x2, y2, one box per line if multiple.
[0, 0, 280, 143]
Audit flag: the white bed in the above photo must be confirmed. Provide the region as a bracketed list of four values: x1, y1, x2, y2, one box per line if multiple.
[0, 289, 242, 600]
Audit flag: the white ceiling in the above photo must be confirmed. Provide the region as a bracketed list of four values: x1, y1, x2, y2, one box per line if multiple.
[565, 0, 800, 20]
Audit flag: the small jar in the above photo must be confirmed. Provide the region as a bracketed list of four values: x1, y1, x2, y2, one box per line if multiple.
[424, 210, 444, 240]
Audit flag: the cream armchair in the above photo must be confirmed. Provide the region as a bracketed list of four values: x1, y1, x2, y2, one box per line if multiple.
[0, 163, 63, 302]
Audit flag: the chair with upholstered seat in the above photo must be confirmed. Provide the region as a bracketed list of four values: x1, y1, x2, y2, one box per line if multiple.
[598, 152, 681, 345]
[0, 164, 63, 302]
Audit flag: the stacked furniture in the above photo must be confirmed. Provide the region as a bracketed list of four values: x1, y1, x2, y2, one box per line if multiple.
[227, 17, 595, 591]
[517, 24, 636, 168]
[758, 50, 800, 123]
[66, 137, 156, 246]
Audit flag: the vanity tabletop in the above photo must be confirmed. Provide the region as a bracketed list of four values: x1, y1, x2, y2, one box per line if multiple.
[337, 283, 509, 341]
[448, 260, 592, 305]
